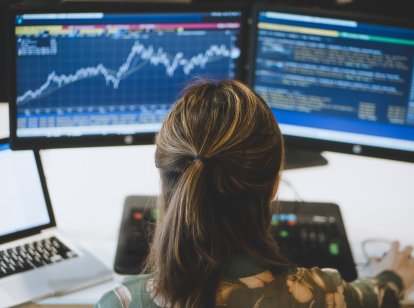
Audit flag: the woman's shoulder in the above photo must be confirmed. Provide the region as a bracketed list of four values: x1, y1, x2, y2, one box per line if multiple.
[218, 267, 345, 304]
[95, 267, 403, 308]
[94, 273, 155, 308]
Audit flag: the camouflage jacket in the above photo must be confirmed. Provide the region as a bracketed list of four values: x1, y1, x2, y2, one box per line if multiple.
[95, 254, 403, 307]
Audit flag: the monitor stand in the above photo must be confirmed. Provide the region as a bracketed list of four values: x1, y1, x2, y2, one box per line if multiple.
[284, 148, 328, 170]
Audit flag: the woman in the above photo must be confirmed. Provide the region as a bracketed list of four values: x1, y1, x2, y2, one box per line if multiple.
[96, 80, 414, 308]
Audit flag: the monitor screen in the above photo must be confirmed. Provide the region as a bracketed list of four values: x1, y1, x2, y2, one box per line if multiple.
[0, 142, 51, 241]
[249, 4, 414, 162]
[10, 4, 245, 149]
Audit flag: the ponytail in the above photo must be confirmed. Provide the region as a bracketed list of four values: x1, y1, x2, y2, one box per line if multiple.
[148, 158, 223, 308]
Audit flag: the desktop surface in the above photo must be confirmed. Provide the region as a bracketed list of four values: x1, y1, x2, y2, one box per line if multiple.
[21, 145, 412, 307]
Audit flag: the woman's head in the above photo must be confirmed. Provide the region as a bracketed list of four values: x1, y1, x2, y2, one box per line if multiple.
[147, 79, 288, 307]
[156, 79, 284, 206]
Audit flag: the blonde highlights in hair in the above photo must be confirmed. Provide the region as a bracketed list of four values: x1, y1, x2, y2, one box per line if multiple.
[146, 80, 288, 307]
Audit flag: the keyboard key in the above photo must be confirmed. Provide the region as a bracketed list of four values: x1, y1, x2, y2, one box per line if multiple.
[0, 236, 77, 278]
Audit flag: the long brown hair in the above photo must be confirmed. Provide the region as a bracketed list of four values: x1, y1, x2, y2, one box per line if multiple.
[146, 80, 289, 307]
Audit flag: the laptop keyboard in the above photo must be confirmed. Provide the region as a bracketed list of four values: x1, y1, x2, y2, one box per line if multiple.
[0, 236, 78, 278]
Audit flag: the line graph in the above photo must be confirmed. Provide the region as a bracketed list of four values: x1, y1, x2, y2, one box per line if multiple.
[17, 40, 240, 105]
[15, 28, 241, 136]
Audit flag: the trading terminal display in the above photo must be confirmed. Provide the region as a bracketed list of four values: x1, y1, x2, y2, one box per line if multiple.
[14, 11, 242, 139]
[9, 4, 414, 161]
[251, 9, 414, 153]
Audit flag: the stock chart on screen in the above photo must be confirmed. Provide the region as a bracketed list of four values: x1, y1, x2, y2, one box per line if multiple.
[15, 11, 242, 138]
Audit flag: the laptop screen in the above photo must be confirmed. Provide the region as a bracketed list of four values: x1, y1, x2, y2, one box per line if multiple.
[0, 143, 50, 238]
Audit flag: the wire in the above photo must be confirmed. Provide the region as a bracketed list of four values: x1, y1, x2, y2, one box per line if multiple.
[281, 178, 304, 202]
[359, 238, 393, 267]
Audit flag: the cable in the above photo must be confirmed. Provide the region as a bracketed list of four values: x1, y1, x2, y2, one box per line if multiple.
[361, 238, 393, 261]
[280, 178, 304, 202]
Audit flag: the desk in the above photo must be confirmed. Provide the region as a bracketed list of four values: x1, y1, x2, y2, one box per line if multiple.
[1, 104, 413, 306]
[18, 145, 411, 306]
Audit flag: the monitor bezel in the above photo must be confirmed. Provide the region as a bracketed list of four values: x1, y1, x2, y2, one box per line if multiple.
[248, 3, 414, 163]
[8, 2, 248, 150]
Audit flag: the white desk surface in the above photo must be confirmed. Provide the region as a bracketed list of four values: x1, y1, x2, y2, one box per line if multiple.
[1, 104, 413, 306]
[29, 145, 413, 306]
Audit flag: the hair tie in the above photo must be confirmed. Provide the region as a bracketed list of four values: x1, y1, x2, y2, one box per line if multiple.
[193, 155, 209, 164]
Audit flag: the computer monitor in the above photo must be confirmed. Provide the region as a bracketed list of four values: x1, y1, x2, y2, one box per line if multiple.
[248, 4, 414, 166]
[8, 3, 246, 149]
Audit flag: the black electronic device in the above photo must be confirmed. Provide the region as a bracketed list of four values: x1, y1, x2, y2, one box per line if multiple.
[8, 2, 247, 149]
[113, 195, 157, 275]
[271, 200, 357, 281]
[113, 196, 357, 282]
[248, 3, 414, 166]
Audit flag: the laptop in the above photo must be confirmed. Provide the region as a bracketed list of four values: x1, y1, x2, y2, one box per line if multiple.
[0, 138, 112, 307]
